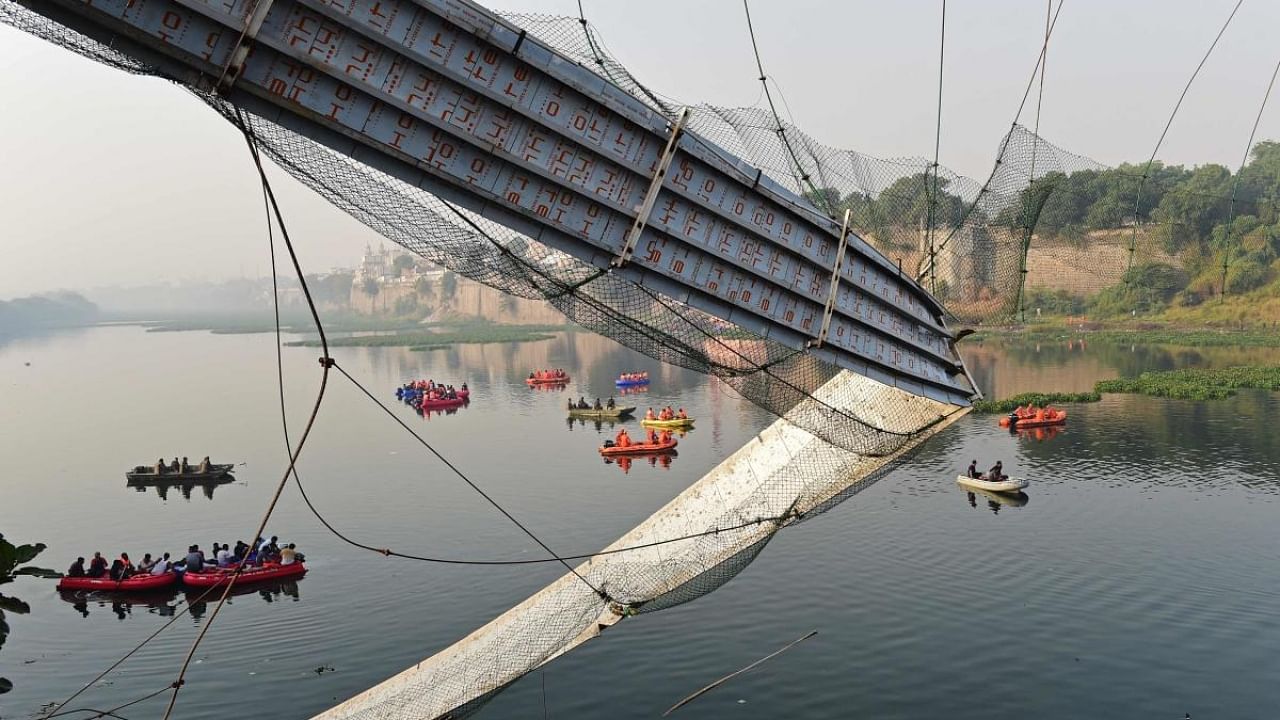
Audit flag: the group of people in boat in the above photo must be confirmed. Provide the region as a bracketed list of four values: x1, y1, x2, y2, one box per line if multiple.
[65, 536, 303, 580]
[610, 427, 673, 448]
[529, 369, 568, 382]
[398, 379, 467, 400]
[1009, 405, 1063, 422]
[644, 406, 687, 421]
[150, 456, 214, 475]
[617, 371, 649, 383]
[570, 396, 617, 411]
[966, 459, 1009, 482]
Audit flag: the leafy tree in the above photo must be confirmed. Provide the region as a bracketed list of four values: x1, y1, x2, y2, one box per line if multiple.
[392, 254, 416, 273]
[1152, 164, 1232, 253]
[361, 278, 380, 297]
[1, 533, 58, 694]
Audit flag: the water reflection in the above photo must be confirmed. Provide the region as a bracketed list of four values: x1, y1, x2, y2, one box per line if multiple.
[1009, 424, 1065, 442]
[58, 588, 181, 620]
[184, 579, 303, 620]
[127, 476, 238, 501]
[964, 488, 1031, 513]
[602, 453, 677, 474]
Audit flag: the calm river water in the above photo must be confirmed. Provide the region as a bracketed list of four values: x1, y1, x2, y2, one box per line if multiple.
[2, 326, 1278, 719]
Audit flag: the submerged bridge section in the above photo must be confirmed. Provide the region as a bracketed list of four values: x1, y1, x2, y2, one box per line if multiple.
[16, 0, 975, 404]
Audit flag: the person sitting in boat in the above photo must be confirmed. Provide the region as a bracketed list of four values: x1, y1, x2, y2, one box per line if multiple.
[678, 408, 687, 419]
[215, 544, 234, 568]
[87, 552, 108, 578]
[529, 371, 537, 380]
[567, 399, 576, 411]
[646, 428, 658, 445]
[108, 557, 126, 581]
[137, 553, 155, 574]
[615, 428, 631, 448]
[233, 540, 249, 562]
[180, 456, 190, 473]
[155, 458, 167, 475]
[184, 545, 204, 573]
[67, 557, 86, 577]
[594, 398, 602, 410]
[171, 457, 181, 473]
[260, 536, 281, 562]
[152, 552, 171, 575]
[199, 456, 210, 473]
[280, 543, 299, 566]
[659, 407, 672, 421]
[967, 460, 980, 479]
[987, 461, 1005, 482]
[606, 397, 616, 410]
[645, 407, 656, 420]
[119, 553, 135, 578]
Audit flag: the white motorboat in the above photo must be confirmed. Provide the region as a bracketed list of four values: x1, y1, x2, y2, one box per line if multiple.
[955, 474, 1029, 494]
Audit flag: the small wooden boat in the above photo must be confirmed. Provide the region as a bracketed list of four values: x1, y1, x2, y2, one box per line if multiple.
[57, 571, 179, 592]
[955, 474, 1029, 493]
[641, 417, 694, 429]
[125, 463, 235, 482]
[600, 438, 678, 456]
[180, 562, 306, 588]
[568, 405, 635, 419]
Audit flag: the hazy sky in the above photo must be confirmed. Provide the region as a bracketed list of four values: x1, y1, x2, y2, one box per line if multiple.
[3, 0, 1279, 298]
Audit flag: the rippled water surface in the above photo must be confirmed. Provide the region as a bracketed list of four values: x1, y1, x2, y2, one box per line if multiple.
[2, 327, 1278, 719]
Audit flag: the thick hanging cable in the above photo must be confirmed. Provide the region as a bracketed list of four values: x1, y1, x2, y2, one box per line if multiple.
[1014, 0, 1054, 321]
[923, 0, 1065, 277]
[925, 0, 947, 295]
[161, 109, 333, 720]
[1220, 52, 1280, 296]
[742, 0, 832, 214]
[1125, 0, 1243, 276]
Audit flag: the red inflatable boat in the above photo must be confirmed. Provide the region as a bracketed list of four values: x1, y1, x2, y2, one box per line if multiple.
[181, 562, 307, 588]
[599, 438, 678, 456]
[57, 571, 178, 592]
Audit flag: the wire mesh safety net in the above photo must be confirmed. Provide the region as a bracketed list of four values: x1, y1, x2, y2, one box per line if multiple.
[0, 2, 1245, 719]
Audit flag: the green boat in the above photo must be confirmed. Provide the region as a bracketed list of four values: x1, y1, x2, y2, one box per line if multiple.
[567, 405, 636, 419]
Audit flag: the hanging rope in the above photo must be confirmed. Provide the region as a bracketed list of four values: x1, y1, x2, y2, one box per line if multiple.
[1125, 0, 1243, 277]
[1220, 51, 1280, 297]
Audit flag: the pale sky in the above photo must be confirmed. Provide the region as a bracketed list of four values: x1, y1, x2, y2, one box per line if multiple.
[2, 0, 1279, 298]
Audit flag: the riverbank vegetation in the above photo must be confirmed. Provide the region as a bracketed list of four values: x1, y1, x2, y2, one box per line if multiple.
[284, 322, 567, 351]
[1095, 366, 1280, 400]
[971, 392, 1101, 414]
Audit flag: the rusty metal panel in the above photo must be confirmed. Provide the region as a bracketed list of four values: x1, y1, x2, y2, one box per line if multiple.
[18, 0, 975, 403]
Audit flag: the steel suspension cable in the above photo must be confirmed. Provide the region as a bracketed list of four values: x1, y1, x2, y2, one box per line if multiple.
[161, 109, 333, 720]
[1125, 0, 1243, 275]
[1220, 51, 1280, 297]
[922, 0, 1065, 279]
[742, 0, 832, 214]
[925, 0, 947, 295]
[1015, 0, 1055, 321]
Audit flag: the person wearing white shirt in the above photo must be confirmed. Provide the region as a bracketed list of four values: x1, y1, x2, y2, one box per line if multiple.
[151, 553, 171, 575]
[215, 544, 233, 567]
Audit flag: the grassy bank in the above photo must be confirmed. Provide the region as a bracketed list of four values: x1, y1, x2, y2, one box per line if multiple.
[129, 313, 430, 335]
[971, 392, 1102, 414]
[1095, 366, 1280, 400]
[285, 323, 565, 350]
[967, 324, 1280, 348]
